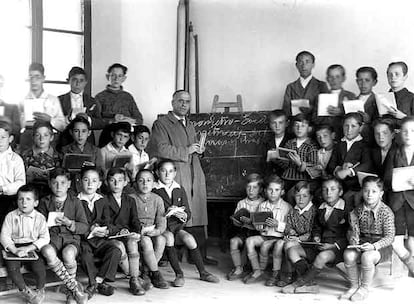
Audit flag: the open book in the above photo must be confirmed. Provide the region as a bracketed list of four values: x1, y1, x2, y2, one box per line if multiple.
[2, 250, 39, 261]
[317, 93, 338, 116]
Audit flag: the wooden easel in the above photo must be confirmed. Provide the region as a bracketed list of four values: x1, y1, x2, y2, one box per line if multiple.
[211, 94, 243, 113]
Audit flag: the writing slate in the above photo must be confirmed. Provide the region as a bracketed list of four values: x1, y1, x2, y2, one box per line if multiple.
[189, 112, 270, 200]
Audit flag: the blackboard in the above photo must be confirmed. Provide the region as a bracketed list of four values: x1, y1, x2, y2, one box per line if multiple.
[190, 111, 270, 200]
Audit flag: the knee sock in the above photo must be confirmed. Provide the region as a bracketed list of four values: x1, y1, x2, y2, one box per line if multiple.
[344, 263, 359, 288]
[189, 248, 206, 274]
[247, 252, 260, 272]
[166, 246, 183, 276]
[360, 265, 375, 290]
[259, 253, 268, 271]
[230, 249, 242, 268]
[50, 260, 77, 291]
[128, 253, 140, 278]
[142, 249, 158, 271]
[119, 253, 129, 275]
[294, 259, 309, 277]
[65, 262, 77, 282]
[401, 253, 414, 275]
[273, 256, 282, 272]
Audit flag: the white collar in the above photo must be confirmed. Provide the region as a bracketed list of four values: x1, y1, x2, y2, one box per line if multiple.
[294, 202, 313, 215]
[341, 134, 363, 144]
[154, 180, 181, 191]
[107, 142, 129, 153]
[26, 90, 48, 99]
[128, 144, 147, 155]
[331, 89, 342, 94]
[362, 201, 382, 220]
[300, 75, 313, 88]
[319, 198, 345, 210]
[70, 91, 83, 98]
[77, 192, 103, 204]
[173, 113, 186, 123]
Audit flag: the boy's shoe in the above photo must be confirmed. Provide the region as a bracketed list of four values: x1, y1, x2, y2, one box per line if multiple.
[200, 271, 220, 283]
[34, 288, 45, 304]
[276, 273, 294, 287]
[227, 268, 244, 281]
[294, 282, 320, 294]
[21, 286, 42, 304]
[85, 284, 97, 299]
[129, 277, 145, 296]
[72, 286, 88, 304]
[97, 282, 115, 296]
[173, 274, 185, 287]
[66, 294, 76, 304]
[339, 287, 359, 300]
[243, 271, 262, 284]
[350, 287, 369, 301]
[158, 260, 169, 267]
[151, 271, 169, 289]
[281, 279, 304, 294]
[265, 271, 280, 286]
[140, 273, 153, 291]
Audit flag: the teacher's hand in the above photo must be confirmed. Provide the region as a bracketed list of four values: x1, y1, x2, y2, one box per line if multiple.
[188, 143, 201, 154]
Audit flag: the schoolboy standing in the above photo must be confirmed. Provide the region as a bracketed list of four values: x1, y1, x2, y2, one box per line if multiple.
[282, 51, 329, 118]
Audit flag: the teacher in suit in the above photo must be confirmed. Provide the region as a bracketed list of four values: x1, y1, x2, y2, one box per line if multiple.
[148, 90, 217, 265]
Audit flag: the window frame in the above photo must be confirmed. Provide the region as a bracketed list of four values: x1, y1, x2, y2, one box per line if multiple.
[30, 0, 91, 95]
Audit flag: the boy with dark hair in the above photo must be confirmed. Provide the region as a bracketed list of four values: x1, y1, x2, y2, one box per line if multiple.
[78, 166, 121, 298]
[58, 67, 105, 147]
[264, 110, 291, 177]
[99, 122, 133, 173]
[95, 63, 143, 147]
[0, 120, 25, 224]
[386, 61, 414, 119]
[282, 51, 329, 118]
[37, 168, 89, 304]
[1, 185, 49, 304]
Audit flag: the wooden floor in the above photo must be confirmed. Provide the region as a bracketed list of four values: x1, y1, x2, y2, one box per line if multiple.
[1, 246, 412, 304]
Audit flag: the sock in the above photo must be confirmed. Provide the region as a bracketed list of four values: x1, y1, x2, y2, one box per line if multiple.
[65, 262, 77, 282]
[259, 253, 268, 271]
[189, 248, 206, 274]
[142, 249, 158, 271]
[128, 252, 140, 278]
[230, 249, 242, 268]
[96, 277, 104, 284]
[50, 260, 77, 291]
[294, 259, 309, 277]
[360, 265, 375, 289]
[247, 252, 260, 272]
[119, 253, 129, 275]
[166, 246, 183, 276]
[344, 263, 359, 288]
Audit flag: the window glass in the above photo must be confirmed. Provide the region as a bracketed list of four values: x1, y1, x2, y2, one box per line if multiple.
[43, 0, 83, 32]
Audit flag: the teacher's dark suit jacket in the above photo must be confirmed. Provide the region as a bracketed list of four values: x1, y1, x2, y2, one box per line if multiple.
[383, 146, 414, 212]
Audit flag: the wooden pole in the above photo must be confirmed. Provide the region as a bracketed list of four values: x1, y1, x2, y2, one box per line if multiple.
[194, 34, 200, 113]
[176, 0, 186, 90]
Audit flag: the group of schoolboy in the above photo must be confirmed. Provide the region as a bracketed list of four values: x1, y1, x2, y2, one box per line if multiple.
[0, 62, 219, 304]
[228, 51, 414, 301]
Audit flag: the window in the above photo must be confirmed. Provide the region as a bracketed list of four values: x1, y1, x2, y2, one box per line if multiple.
[31, 0, 91, 96]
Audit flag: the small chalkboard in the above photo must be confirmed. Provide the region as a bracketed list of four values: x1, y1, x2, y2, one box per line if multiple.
[190, 112, 270, 200]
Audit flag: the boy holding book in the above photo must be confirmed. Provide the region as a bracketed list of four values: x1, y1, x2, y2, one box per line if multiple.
[37, 168, 89, 304]
[386, 61, 414, 119]
[227, 173, 264, 280]
[1, 185, 49, 304]
[384, 116, 414, 276]
[282, 51, 329, 118]
[104, 167, 146, 295]
[342, 176, 395, 301]
[283, 177, 350, 294]
[153, 160, 219, 286]
[78, 166, 122, 298]
[99, 122, 132, 173]
[22, 121, 60, 197]
[243, 175, 291, 284]
[0, 120, 25, 224]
